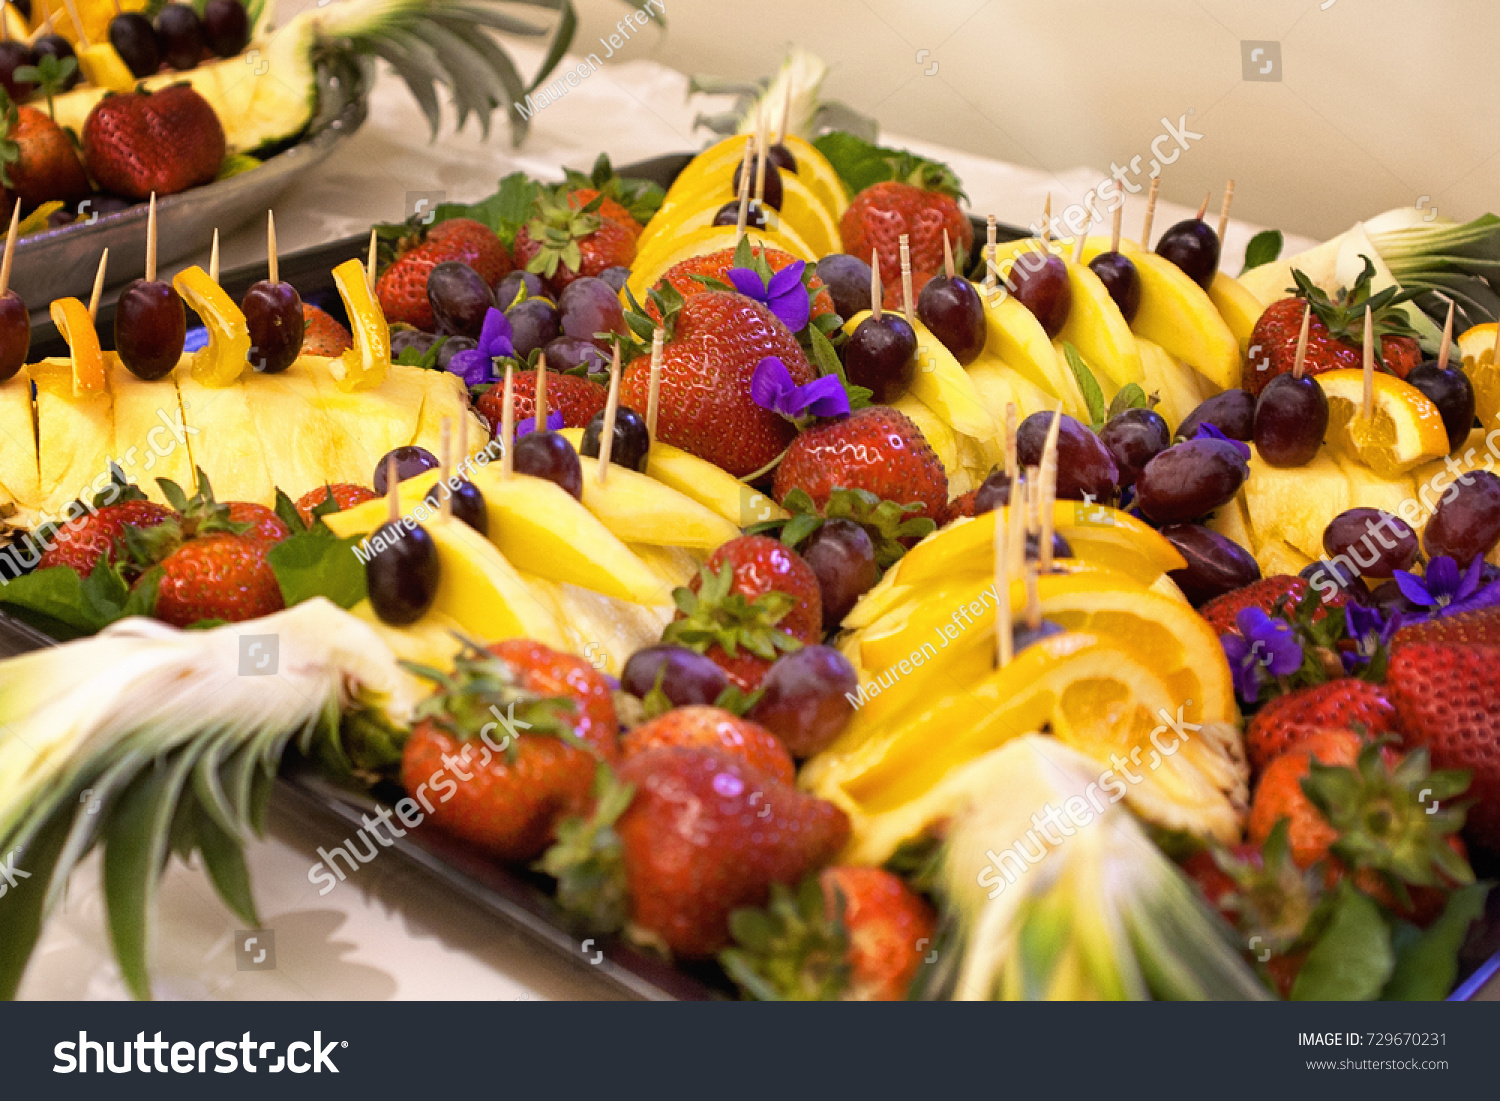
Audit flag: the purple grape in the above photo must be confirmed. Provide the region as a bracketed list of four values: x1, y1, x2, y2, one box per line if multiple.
[844, 314, 916, 403]
[507, 298, 559, 358]
[513, 430, 583, 499]
[366, 521, 439, 625]
[1088, 251, 1140, 322]
[1178, 389, 1256, 442]
[373, 445, 438, 494]
[1322, 507, 1417, 579]
[155, 3, 204, 71]
[1423, 470, 1500, 565]
[434, 336, 477, 372]
[391, 328, 438, 360]
[1155, 219, 1219, 289]
[557, 276, 626, 350]
[427, 261, 494, 338]
[747, 645, 859, 757]
[1016, 411, 1118, 501]
[732, 160, 783, 210]
[917, 273, 986, 364]
[800, 519, 879, 629]
[496, 270, 549, 308]
[1406, 361, 1475, 453]
[1134, 438, 1248, 524]
[814, 254, 875, 321]
[1160, 523, 1260, 605]
[767, 144, 798, 173]
[595, 266, 631, 294]
[0, 41, 36, 102]
[202, 0, 249, 57]
[580, 407, 650, 471]
[621, 644, 730, 708]
[1253, 374, 1328, 467]
[108, 13, 160, 78]
[542, 336, 608, 375]
[1098, 407, 1170, 487]
[712, 200, 769, 230]
[424, 477, 488, 534]
[1006, 250, 1071, 336]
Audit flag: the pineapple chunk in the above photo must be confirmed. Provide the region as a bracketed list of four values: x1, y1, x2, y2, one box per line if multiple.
[177, 366, 276, 504]
[981, 288, 1087, 416]
[1054, 255, 1144, 388]
[32, 359, 113, 517]
[572, 455, 740, 549]
[0, 371, 39, 509]
[1241, 445, 1349, 561]
[409, 368, 489, 468]
[108, 356, 195, 506]
[422, 515, 564, 648]
[306, 359, 426, 486]
[241, 360, 344, 499]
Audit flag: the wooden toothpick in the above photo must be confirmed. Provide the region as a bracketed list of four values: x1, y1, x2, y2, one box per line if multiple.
[1438, 299, 1455, 373]
[984, 215, 997, 289]
[267, 210, 280, 285]
[366, 229, 378, 296]
[1361, 305, 1374, 422]
[1217, 180, 1235, 241]
[1071, 222, 1088, 265]
[753, 106, 768, 205]
[87, 249, 108, 323]
[899, 234, 914, 324]
[208, 227, 219, 284]
[1004, 401, 1018, 480]
[597, 343, 622, 486]
[500, 364, 515, 479]
[1040, 194, 1052, 243]
[942, 229, 954, 281]
[1141, 178, 1159, 249]
[734, 139, 753, 241]
[1038, 403, 1063, 573]
[870, 250, 883, 322]
[59, 0, 89, 48]
[145, 192, 158, 282]
[385, 456, 399, 523]
[647, 328, 663, 441]
[1196, 191, 1210, 221]
[1292, 303, 1311, 380]
[535, 352, 548, 430]
[1110, 204, 1123, 254]
[0, 200, 18, 298]
[994, 499, 1013, 669]
[439, 417, 453, 520]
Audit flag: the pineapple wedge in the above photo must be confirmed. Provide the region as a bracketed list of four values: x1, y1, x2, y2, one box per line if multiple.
[0, 371, 39, 509]
[178, 365, 276, 504]
[843, 311, 995, 440]
[307, 360, 426, 485]
[1051, 248, 1144, 389]
[980, 286, 1087, 417]
[1135, 338, 1202, 432]
[108, 356, 195, 505]
[522, 573, 674, 676]
[1241, 445, 1349, 561]
[1208, 271, 1262, 357]
[572, 455, 740, 549]
[421, 514, 564, 648]
[240, 359, 345, 498]
[31, 358, 113, 517]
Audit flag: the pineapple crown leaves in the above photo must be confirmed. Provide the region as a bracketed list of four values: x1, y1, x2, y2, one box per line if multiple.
[1287, 255, 1420, 366]
[749, 486, 933, 570]
[124, 468, 249, 567]
[404, 640, 579, 752]
[521, 192, 604, 279]
[534, 760, 636, 933]
[559, 152, 665, 226]
[1300, 740, 1475, 895]
[718, 875, 852, 1001]
[661, 561, 804, 661]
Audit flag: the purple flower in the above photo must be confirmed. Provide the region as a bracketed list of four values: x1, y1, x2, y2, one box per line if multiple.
[728, 261, 811, 332]
[1395, 554, 1483, 611]
[1221, 607, 1302, 703]
[447, 308, 514, 386]
[750, 356, 849, 421]
[1342, 601, 1397, 674]
[1193, 422, 1252, 462]
[516, 409, 564, 438]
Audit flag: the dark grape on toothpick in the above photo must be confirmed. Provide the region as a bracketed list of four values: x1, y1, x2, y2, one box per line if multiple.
[813, 253, 873, 321]
[1154, 189, 1226, 290]
[202, 0, 250, 57]
[155, 3, 204, 71]
[108, 10, 161, 78]
[367, 456, 441, 626]
[424, 417, 488, 534]
[243, 210, 303, 374]
[0, 39, 36, 101]
[1405, 301, 1475, 454]
[1087, 205, 1141, 322]
[116, 195, 187, 381]
[1253, 304, 1327, 467]
[843, 250, 916, 402]
[0, 204, 27, 382]
[916, 229, 986, 365]
[372, 444, 438, 495]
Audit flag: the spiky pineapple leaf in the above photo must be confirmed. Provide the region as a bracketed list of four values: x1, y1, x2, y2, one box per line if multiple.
[0, 810, 72, 1000]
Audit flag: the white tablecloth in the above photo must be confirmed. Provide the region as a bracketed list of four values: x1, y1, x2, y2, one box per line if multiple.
[21, 41, 1322, 1001]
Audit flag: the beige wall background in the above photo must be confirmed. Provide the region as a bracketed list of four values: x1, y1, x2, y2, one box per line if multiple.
[567, 0, 1497, 242]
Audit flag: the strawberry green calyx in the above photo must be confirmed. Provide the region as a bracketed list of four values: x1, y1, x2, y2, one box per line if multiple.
[1214, 820, 1328, 959]
[1287, 256, 1418, 368]
[124, 468, 248, 566]
[521, 194, 605, 279]
[535, 761, 635, 933]
[663, 562, 804, 662]
[719, 876, 851, 1001]
[405, 642, 578, 748]
[1302, 742, 1474, 896]
[559, 152, 665, 226]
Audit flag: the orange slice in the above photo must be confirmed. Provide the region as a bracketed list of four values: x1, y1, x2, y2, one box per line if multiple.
[49, 297, 105, 396]
[1314, 369, 1450, 477]
[329, 258, 390, 392]
[173, 265, 252, 387]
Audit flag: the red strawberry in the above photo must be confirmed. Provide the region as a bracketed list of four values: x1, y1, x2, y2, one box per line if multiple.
[37, 498, 174, 575]
[1244, 678, 1402, 777]
[1244, 260, 1421, 397]
[294, 483, 378, 527]
[476, 370, 606, 434]
[565, 187, 641, 238]
[620, 705, 795, 784]
[1248, 729, 1361, 868]
[513, 194, 635, 295]
[774, 407, 949, 525]
[1393, 605, 1500, 648]
[227, 502, 290, 545]
[399, 640, 619, 861]
[150, 533, 285, 626]
[1387, 641, 1500, 852]
[645, 245, 834, 323]
[840, 180, 972, 294]
[302, 304, 352, 356]
[1198, 575, 1345, 637]
[944, 487, 980, 523]
[376, 218, 513, 330]
[613, 746, 849, 957]
[664, 535, 822, 691]
[619, 291, 815, 477]
[81, 84, 225, 200]
[719, 865, 935, 1001]
[1, 103, 90, 207]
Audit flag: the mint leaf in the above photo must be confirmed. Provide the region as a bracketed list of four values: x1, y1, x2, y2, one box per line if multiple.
[1061, 342, 1106, 429]
[1242, 229, 1283, 273]
[1381, 883, 1490, 1000]
[811, 131, 964, 201]
[1290, 882, 1394, 1001]
[1106, 382, 1149, 420]
[268, 527, 368, 609]
[0, 558, 137, 634]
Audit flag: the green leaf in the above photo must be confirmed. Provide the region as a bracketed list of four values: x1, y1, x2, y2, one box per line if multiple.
[1289, 882, 1394, 1001]
[1061, 342, 1106, 429]
[0, 562, 132, 634]
[267, 526, 368, 609]
[194, 806, 260, 929]
[811, 131, 967, 200]
[0, 808, 73, 1000]
[1381, 883, 1490, 1000]
[1242, 229, 1284, 274]
[422, 171, 542, 249]
[272, 488, 308, 535]
[1106, 383, 1149, 420]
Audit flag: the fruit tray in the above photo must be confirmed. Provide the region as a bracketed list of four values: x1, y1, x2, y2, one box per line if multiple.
[12, 52, 371, 318]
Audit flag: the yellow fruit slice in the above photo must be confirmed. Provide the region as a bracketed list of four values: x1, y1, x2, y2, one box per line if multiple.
[1136, 337, 1202, 432]
[76, 43, 135, 92]
[979, 284, 1087, 414]
[173, 265, 252, 387]
[647, 172, 837, 258]
[626, 226, 814, 304]
[1457, 322, 1500, 435]
[558, 427, 784, 526]
[662, 133, 847, 220]
[31, 358, 112, 514]
[636, 201, 808, 261]
[1054, 257, 1144, 389]
[572, 453, 741, 549]
[328, 258, 389, 392]
[423, 516, 565, 648]
[1242, 444, 1349, 561]
[1080, 240, 1240, 390]
[842, 310, 995, 440]
[349, 599, 468, 672]
[0, 366, 38, 508]
[1257, 539, 1314, 579]
[49, 297, 105, 396]
[1314, 369, 1449, 477]
[890, 392, 961, 483]
[1208, 271, 1262, 358]
[1210, 491, 1257, 556]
